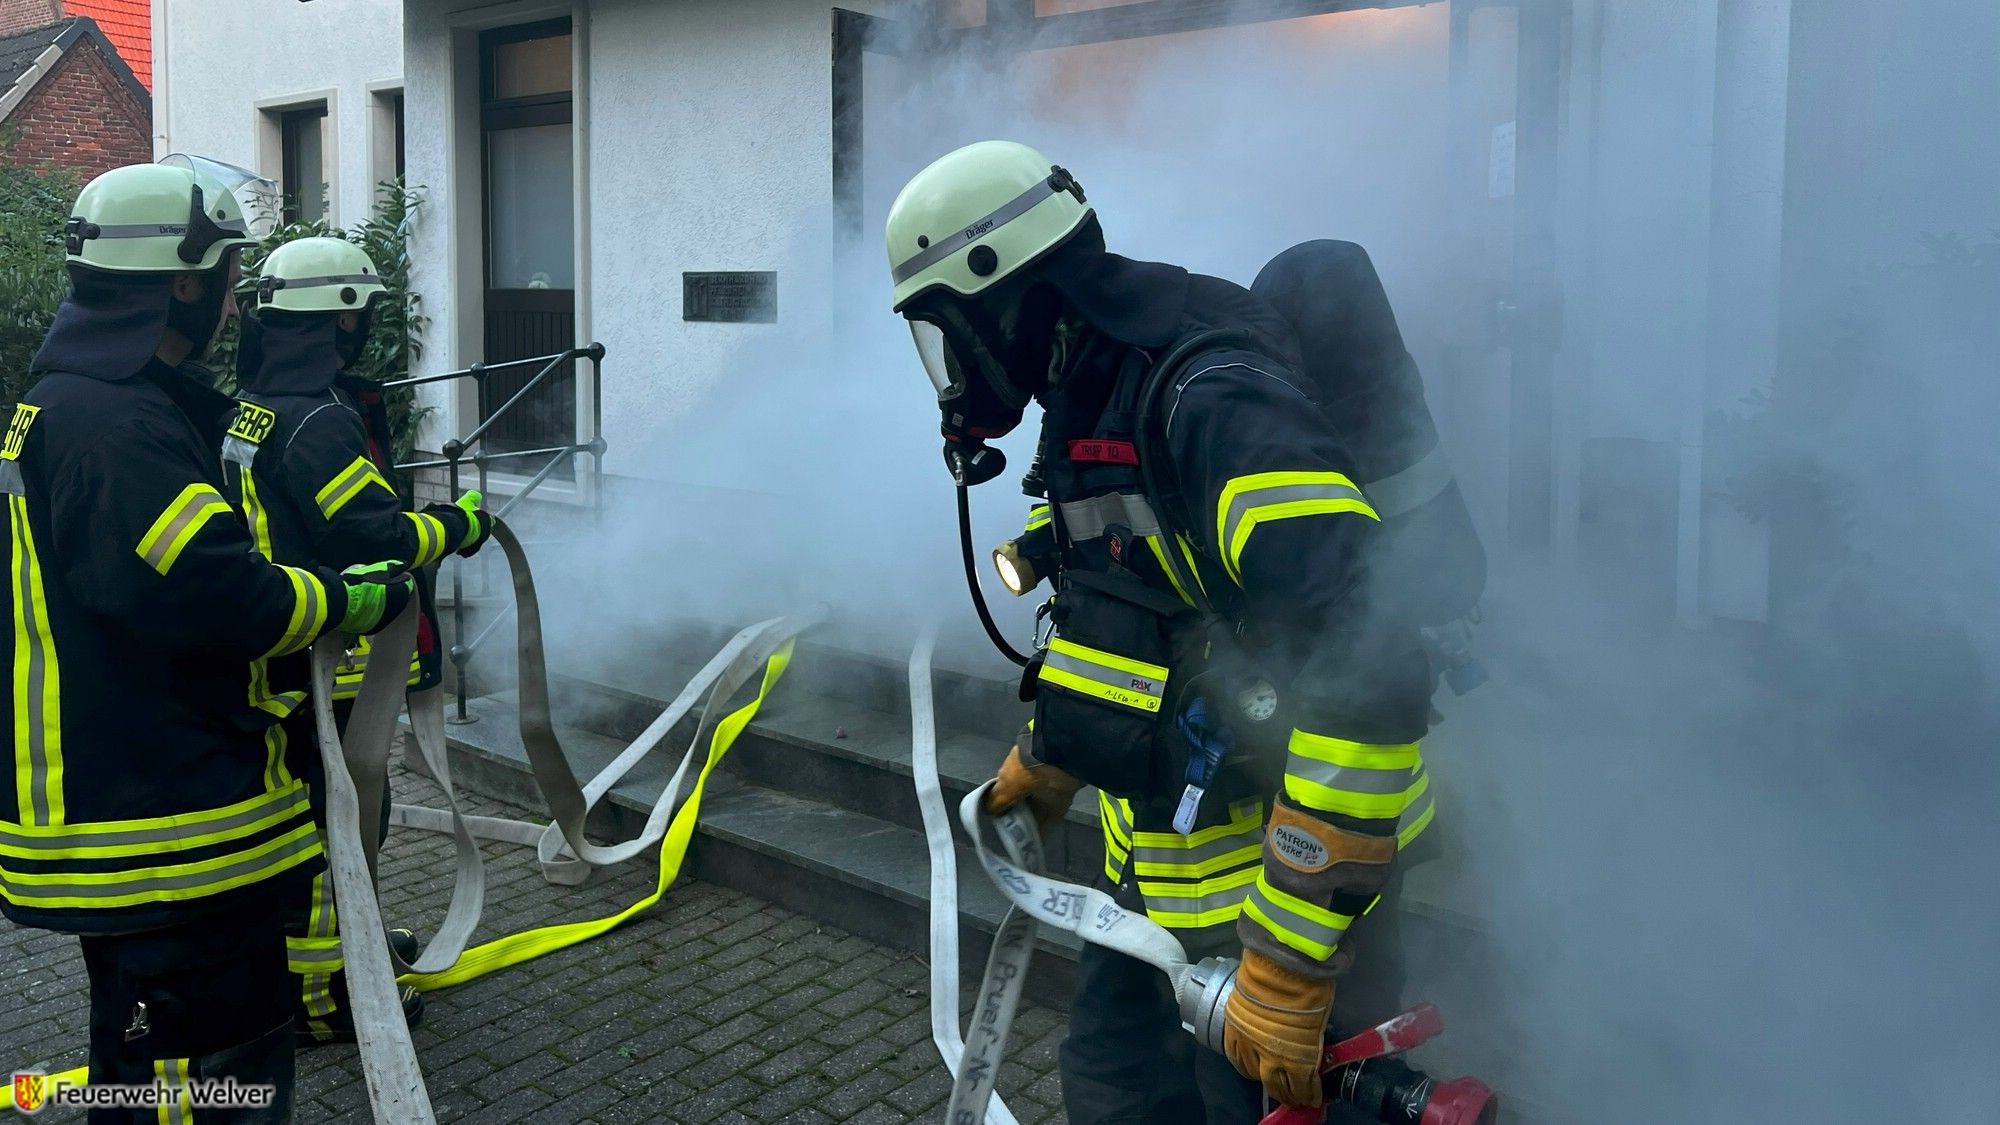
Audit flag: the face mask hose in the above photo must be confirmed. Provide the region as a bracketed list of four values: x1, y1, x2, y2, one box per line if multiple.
[957, 483, 1031, 667]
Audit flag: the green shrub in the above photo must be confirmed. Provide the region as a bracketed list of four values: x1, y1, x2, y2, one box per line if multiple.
[0, 170, 432, 464]
[0, 161, 81, 409]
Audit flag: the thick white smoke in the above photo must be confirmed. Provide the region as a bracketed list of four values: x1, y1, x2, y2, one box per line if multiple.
[500, 3, 2000, 1121]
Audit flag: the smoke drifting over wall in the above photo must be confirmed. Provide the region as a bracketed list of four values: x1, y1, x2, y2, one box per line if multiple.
[514, 2, 1999, 1120]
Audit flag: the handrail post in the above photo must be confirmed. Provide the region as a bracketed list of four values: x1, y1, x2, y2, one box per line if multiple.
[444, 433, 474, 726]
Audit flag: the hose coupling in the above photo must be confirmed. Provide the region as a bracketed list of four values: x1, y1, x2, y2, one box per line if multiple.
[1180, 956, 1239, 1053]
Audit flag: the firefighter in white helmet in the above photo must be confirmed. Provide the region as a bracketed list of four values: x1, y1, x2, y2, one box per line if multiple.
[888, 141, 1438, 1121]
[1, 159, 413, 1121]
[221, 235, 491, 1047]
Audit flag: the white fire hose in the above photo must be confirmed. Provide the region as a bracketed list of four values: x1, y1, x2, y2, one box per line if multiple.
[311, 520, 823, 1122]
[907, 633, 1242, 1124]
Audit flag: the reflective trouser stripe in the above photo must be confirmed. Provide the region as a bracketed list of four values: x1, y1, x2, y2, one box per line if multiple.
[136, 484, 231, 575]
[1038, 638, 1167, 713]
[287, 934, 345, 975]
[332, 638, 423, 701]
[315, 456, 392, 519]
[1215, 471, 1378, 583]
[153, 1057, 191, 1125]
[1100, 793, 1133, 883]
[303, 870, 340, 1017]
[1243, 872, 1355, 961]
[263, 567, 330, 658]
[0, 822, 321, 909]
[1284, 732, 1424, 819]
[405, 511, 449, 567]
[10, 495, 61, 827]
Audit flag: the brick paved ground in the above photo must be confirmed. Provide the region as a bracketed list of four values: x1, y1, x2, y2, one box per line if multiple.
[2, 757, 1071, 1123]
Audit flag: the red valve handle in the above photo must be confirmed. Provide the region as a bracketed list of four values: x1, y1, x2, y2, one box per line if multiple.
[1253, 1004, 1449, 1125]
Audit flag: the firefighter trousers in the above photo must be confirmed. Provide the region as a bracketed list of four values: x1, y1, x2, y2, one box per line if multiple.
[1059, 868, 1408, 1125]
[78, 902, 295, 1123]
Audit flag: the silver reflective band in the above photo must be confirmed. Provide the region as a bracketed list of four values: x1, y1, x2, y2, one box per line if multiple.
[1221, 480, 1369, 554]
[1040, 643, 1166, 709]
[1130, 826, 1264, 870]
[279, 273, 381, 290]
[1283, 752, 1415, 796]
[1059, 492, 1161, 540]
[1363, 441, 1454, 519]
[0, 786, 307, 852]
[891, 177, 1063, 286]
[0, 828, 318, 902]
[1245, 879, 1349, 949]
[11, 497, 53, 827]
[91, 219, 248, 238]
[1142, 881, 1254, 918]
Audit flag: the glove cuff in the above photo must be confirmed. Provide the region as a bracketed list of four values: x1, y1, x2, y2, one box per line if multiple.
[422, 501, 475, 552]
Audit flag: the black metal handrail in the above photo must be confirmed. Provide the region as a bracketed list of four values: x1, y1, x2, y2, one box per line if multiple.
[389, 342, 607, 722]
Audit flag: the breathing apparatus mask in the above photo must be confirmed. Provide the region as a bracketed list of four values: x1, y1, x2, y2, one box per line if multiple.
[906, 277, 1063, 488]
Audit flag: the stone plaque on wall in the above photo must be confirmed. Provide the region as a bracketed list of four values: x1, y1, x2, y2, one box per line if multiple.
[683, 271, 777, 323]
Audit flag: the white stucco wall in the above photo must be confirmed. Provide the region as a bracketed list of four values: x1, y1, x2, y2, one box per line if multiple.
[152, 0, 404, 228]
[397, 0, 899, 462]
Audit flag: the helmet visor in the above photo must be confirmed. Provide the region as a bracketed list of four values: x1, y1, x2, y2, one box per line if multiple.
[910, 319, 960, 402]
[159, 153, 281, 240]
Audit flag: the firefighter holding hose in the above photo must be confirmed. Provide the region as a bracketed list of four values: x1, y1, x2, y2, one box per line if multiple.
[221, 235, 492, 1046]
[886, 142, 1444, 1123]
[0, 160, 412, 1121]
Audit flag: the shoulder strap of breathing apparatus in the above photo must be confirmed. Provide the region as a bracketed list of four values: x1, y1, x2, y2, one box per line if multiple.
[1128, 327, 1250, 622]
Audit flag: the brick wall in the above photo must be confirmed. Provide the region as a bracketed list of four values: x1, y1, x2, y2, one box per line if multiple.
[0, 1, 61, 38]
[3, 36, 149, 178]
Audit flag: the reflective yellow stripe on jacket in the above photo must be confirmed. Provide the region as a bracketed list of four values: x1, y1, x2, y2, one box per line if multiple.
[315, 455, 393, 519]
[135, 483, 232, 575]
[0, 779, 321, 910]
[331, 633, 422, 702]
[262, 566, 331, 658]
[1104, 796, 1264, 942]
[1214, 470, 1378, 584]
[405, 511, 451, 567]
[10, 495, 62, 827]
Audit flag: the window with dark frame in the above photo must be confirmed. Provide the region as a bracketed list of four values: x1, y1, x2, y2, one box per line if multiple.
[477, 18, 578, 459]
[279, 104, 328, 226]
[393, 93, 406, 182]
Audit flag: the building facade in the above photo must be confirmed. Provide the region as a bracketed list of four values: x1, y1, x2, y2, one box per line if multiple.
[0, 14, 149, 176]
[148, 0, 2000, 629]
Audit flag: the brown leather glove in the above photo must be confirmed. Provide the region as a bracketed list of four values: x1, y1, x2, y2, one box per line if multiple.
[1222, 946, 1334, 1108]
[981, 743, 1082, 832]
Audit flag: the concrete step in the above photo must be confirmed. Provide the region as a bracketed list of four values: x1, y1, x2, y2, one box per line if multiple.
[525, 672, 1105, 885]
[412, 693, 1084, 1008]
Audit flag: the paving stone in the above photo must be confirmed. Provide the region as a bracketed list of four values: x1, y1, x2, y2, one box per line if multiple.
[0, 758, 1071, 1123]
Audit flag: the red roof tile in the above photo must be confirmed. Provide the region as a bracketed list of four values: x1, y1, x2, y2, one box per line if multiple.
[64, 0, 147, 88]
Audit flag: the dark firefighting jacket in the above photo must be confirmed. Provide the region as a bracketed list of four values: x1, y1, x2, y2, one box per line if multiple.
[1025, 249, 1436, 969]
[0, 287, 341, 934]
[223, 313, 468, 702]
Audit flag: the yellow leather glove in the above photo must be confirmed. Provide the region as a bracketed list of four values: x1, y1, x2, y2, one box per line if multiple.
[981, 743, 1082, 832]
[1223, 947, 1334, 1108]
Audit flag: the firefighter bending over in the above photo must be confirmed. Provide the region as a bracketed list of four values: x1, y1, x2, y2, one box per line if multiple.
[887, 142, 1439, 1123]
